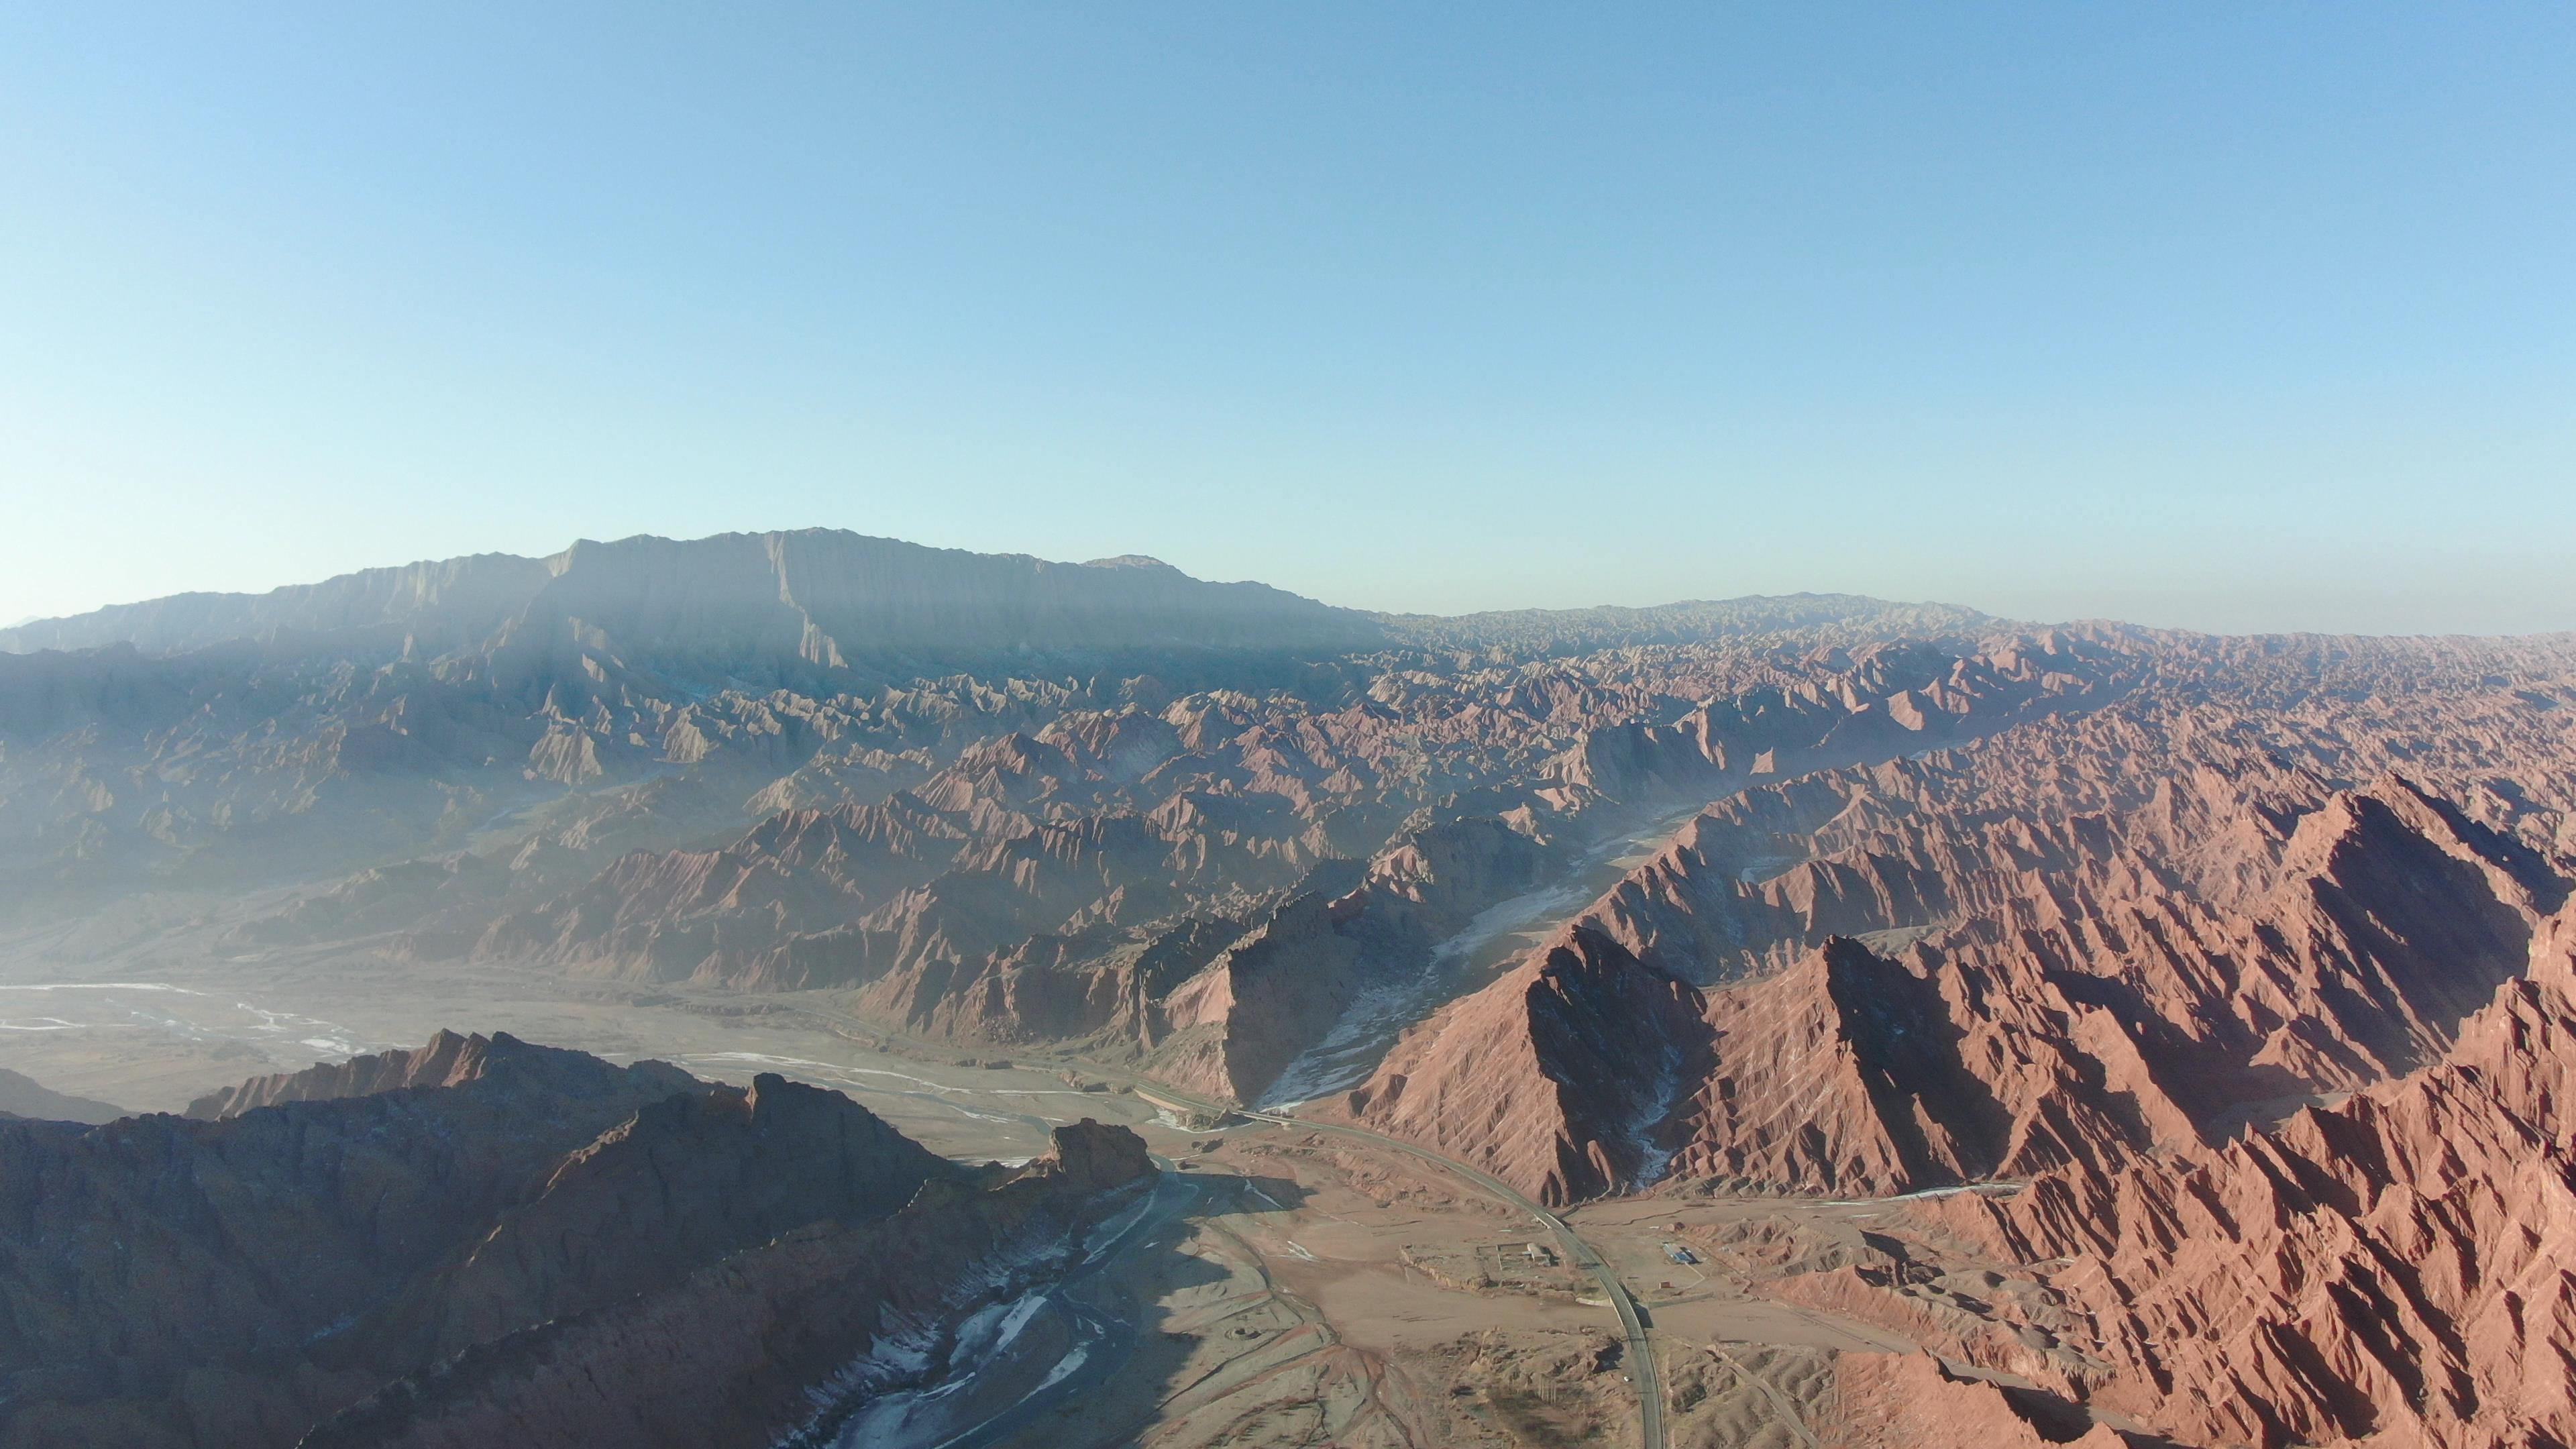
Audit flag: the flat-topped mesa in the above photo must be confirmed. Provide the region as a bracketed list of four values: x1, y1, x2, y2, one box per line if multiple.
[294, 1115, 1157, 1449]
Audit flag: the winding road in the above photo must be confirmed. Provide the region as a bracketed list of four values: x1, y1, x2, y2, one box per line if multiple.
[779, 1002, 1668, 1449]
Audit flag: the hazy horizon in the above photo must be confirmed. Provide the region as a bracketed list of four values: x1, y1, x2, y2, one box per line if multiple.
[10, 523, 2576, 643]
[13, 15, 2576, 1449]
[5, 5, 2570, 635]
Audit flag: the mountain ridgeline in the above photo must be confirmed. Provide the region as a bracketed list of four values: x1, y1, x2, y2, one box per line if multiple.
[7, 529, 2576, 1446]
[0, 529, 1385, 669]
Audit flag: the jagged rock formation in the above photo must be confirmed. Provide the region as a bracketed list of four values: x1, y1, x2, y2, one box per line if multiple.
[6, 532, 2111, 1130]
[1334, 921, 1705, 1203]
[0, 1031, 1149, 1449]
[0, 1068, 126, 1124]
[1334, 647, 2576, 1204]
[11, 535, 2576, 1446]
[301, 1121, 1152, 1449]
[447, 633, 2106, 1106]
[1821, 1352, 2131, 1448]
[15, 537, 2576, 1139]
[1907, 909, 2576, 1448]
[1380, 594, 1996, 655]
[182, 1026, 693, 1118]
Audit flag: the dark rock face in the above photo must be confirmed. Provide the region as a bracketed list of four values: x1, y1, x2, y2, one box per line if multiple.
[0, 1032, 1146, 1449]
[12, 537, 2576, 1446]
[1, 1034, 710, 1448]
[0, 553, 555, 659]
[298, 1121, 1155, 1449]
[1023, 1114, 1157, 1194]
[462, 625, 2111, 1109]
[183, 1027, 697, 1118]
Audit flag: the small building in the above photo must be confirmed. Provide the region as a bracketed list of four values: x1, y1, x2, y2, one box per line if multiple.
[1521, 1242, 1556, 1265]
[1661, 1242, 1698, 1265]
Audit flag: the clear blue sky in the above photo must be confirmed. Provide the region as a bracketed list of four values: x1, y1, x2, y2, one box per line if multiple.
[3, 5, 2569, 633]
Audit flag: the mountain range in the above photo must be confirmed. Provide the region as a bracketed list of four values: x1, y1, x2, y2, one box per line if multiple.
[5, 529, 2575, 1446]
[0, 1030, 1151, 1449]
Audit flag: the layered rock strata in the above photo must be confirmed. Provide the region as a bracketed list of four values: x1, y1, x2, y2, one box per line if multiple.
[1335, 681, 2576, 1203]
[1856, 914, 2576, 1448]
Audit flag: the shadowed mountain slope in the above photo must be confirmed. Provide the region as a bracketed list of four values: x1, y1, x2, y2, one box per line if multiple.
[0, 1030, 1149, 1449]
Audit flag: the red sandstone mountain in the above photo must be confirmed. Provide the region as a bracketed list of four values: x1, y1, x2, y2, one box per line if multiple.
[449, 632, 2108, 1112]
[1333, 664, 2576, 1205]
[13, 537, 2576, 1446]
[184, 1026, 697, 1118]
[1821, 1352, 2130, 1448]
[1848, 906, 2576, 1448]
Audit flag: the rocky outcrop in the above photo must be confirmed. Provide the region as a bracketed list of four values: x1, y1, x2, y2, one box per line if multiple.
[1923, 932, 2576, 1448]
[1821, 1352, 2133, 1448]
[184, 1028, 695, 1118]
[0, 1032, 1016, 1449]
[375, 1073, 952, 1364]
[1148, 816, 1570, 1103]
[1336, 923, 1705, 1203]
[297, 1121, 1154, 1449]
[1335, 682, 2576, 1203]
